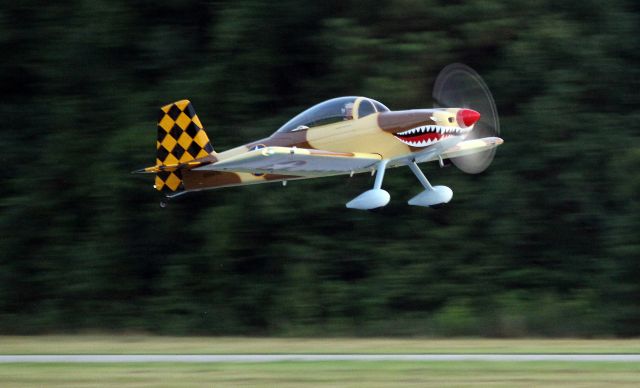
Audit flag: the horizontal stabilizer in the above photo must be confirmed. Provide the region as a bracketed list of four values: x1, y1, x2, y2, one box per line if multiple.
[133, 160, 212, 174]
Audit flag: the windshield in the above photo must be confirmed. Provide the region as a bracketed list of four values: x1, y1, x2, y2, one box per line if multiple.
[277, 97, 390, 133]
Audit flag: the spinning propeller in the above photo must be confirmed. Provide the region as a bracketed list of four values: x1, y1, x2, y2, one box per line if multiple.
[433, 63, 500, 174]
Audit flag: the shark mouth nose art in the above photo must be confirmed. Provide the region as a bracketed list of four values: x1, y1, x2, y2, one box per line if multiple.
[394, 125, 469, 147]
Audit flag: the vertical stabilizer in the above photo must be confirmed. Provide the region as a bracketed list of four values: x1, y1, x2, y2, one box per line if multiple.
[153, 100, 215, 193]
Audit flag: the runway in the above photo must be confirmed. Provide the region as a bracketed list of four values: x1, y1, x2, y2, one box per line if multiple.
[1, 354, 639, 363]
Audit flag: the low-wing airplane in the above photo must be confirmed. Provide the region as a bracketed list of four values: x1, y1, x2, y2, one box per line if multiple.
[135, 64, 503, 209]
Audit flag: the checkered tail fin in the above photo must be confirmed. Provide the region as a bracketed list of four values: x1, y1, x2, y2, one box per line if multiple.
[135, 100, 216, 194]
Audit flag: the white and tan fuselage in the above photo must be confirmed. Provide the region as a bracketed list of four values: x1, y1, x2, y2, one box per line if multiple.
[182, 108, 501, 192]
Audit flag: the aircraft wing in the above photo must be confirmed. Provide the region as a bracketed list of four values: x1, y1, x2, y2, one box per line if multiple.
[410, 136, 503, 164]
[440, 137, 503, 159]
[197, 146, 382, 176]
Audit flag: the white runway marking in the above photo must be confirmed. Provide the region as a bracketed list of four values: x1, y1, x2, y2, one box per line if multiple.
[0, 354, 639, 363]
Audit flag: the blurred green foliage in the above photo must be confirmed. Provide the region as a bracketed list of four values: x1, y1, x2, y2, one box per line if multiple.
[0, 0, 638, 336]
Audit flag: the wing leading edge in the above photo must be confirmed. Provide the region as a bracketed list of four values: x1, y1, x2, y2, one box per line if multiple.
[196, 146, 383, 176]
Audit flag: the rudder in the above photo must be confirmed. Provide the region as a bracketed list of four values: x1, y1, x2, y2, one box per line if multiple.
[136, 99, 216, 194]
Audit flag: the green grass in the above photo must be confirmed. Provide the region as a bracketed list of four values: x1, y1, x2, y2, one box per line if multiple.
[0, 362, 639, 387]
[1, 337, 639, 387]
[1, 336, 640, 355]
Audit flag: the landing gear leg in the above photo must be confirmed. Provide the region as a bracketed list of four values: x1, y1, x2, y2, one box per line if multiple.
[407, 161, 453, 207]
[160, 190, 190, 208]
[346, 160, 391, 210]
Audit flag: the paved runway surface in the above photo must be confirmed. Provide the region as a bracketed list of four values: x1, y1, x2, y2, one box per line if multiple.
[1, 354, 639, 363]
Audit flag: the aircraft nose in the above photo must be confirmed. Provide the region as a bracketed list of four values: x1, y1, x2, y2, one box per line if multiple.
[457, 109, 481, 127]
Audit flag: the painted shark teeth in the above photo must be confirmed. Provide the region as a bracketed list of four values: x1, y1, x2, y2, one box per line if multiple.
[396, 125, 468, 136]
[394, 125, 472, 148]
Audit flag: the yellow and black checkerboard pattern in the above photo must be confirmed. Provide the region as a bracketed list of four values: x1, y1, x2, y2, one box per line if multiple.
[154, 100, 214, 193]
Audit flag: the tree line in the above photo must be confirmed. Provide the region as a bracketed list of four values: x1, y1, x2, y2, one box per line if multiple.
[0, 0, 638, 336]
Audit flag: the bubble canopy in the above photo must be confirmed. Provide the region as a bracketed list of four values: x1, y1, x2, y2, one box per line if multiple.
[276, 96, 390, 133]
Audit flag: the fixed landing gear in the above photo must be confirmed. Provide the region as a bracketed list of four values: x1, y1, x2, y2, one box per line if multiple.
[345, 160, 453, 210]
[159, 190, 190, 208]
[407, 162, 453, 207]
[346, 160, 391, 210]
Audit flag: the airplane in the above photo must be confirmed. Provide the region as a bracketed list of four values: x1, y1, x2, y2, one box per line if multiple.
[135, 63, 503, 210]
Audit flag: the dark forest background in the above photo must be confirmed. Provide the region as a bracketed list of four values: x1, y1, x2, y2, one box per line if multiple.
[1, 0, 639, 336]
